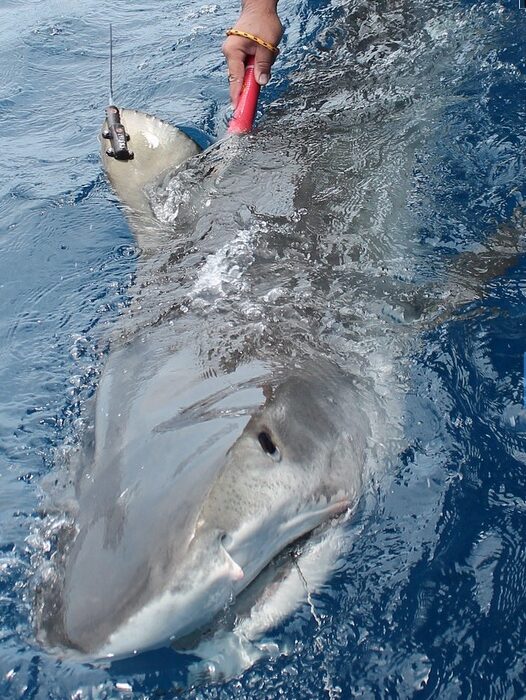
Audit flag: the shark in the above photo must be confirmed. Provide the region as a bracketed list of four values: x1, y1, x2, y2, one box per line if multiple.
[34, 109, 383, 672]
[35, 104, 524, 680]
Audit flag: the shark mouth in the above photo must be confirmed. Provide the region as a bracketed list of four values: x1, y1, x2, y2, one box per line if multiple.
[91, 495, 351, 661]
[223, 494, 352, 594]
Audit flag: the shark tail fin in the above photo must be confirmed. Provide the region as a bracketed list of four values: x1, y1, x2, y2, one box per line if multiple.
[101, 109, 201, 242]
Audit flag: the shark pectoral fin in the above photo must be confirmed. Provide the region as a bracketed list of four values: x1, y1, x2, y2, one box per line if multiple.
[101, 108, 201, 247]
[327, 497, 351, 516]
[443, 204, 525, 309]
[186, 629, 269, 685]
[454, 210, 524, 280]
[415, 204, 525, 328]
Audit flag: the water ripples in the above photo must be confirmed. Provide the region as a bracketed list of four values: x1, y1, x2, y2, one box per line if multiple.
[0, 0, 525, 697]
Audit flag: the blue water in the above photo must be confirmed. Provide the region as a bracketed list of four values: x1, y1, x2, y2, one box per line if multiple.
[1, 0, 526, 697]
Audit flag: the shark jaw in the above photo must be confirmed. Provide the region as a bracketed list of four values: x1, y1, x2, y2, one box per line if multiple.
[94, 493, 350, 661]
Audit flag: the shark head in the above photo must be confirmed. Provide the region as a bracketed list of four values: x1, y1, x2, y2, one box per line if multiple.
[38, 344, 368, 661]
[95, 366, 366, 659]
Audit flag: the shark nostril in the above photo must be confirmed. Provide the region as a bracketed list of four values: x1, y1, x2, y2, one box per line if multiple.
[258, 431, 281, 461]
[220, 533, 233, 549]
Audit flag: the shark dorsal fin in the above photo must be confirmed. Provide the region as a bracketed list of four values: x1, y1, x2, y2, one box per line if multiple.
[101, 109, 201, 246]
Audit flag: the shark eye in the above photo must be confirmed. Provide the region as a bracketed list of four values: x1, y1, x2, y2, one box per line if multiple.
[258, 431, 281, 461]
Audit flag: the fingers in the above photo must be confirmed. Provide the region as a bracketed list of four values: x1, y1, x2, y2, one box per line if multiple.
[223, 39, 254, 108]
[223, 7, 283, 106]
[253, 45, 274, 86]
[223, 41, 247, 107]
[222, 35, 279, 107]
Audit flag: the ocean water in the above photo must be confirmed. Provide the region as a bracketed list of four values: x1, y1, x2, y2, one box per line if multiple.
[0, 0, 525, 698]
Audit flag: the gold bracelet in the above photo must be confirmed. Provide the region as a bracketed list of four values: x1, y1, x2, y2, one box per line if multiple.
[226, 28, 280, 54]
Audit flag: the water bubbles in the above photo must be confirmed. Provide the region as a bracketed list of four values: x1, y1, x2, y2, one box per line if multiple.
[243, 305, 262, 322]
[263, 288, 285, 304]
[501, 403, 526, 433]
[69, 335, 90, 361]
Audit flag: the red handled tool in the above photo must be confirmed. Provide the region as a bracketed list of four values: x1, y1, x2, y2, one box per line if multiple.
[227, 56, 261, 135]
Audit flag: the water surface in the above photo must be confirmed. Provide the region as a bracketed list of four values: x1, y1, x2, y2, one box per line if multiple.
[0, 0, 525, 697]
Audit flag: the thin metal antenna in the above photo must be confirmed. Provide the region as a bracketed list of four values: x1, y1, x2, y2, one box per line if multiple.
[109, 23, 114, 105]
[102, 24, 133, 160]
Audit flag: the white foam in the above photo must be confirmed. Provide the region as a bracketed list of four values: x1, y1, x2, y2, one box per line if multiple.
[191, 228, 255, 300]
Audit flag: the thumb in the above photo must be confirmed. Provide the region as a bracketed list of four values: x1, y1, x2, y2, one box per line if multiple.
[254, 45, 274, 86]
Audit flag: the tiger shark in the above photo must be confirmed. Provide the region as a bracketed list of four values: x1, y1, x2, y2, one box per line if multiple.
[36, 106, 524, 678]
[36, 109, 378, 670]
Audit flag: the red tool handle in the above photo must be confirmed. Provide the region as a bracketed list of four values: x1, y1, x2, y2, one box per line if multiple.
[227, 56, 261, 134]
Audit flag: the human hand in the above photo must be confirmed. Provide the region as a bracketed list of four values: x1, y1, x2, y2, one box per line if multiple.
[223, 2, 283, 108]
